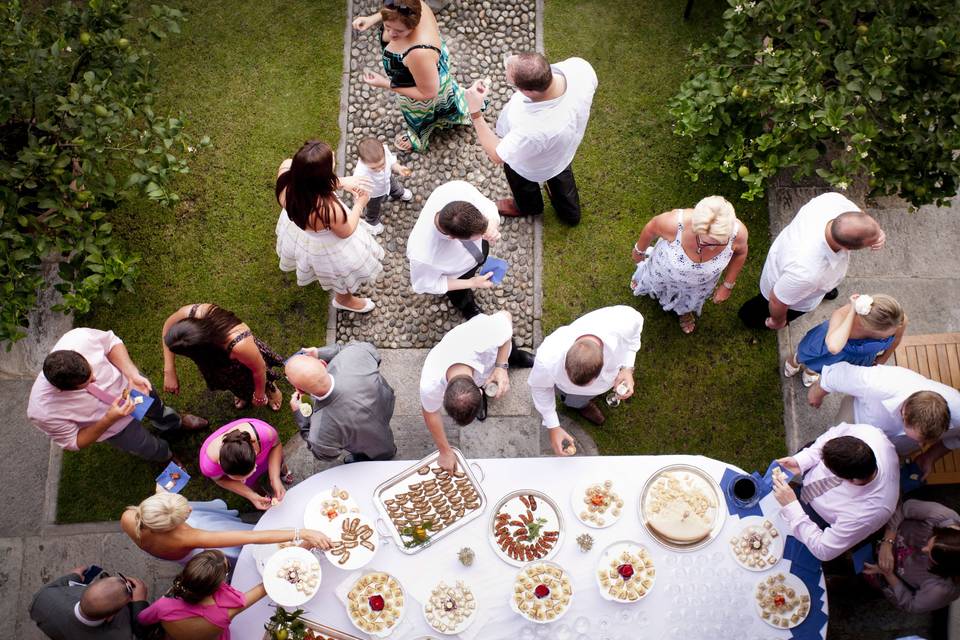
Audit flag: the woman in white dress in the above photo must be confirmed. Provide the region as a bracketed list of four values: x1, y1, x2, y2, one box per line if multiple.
[630, 196, 749, 334]
[275, 140, 384, 313]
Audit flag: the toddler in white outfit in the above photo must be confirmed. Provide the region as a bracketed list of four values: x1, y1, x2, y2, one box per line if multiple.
[352, 137, 413, 235]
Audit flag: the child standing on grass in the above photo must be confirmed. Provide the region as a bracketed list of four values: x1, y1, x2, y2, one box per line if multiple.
[784, 293, 907, 387]
[352, 137, 413, 235]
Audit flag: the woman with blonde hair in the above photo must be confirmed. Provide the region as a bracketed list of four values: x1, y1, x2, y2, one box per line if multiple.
[120, 492, 331, 565]
[785, 293, 907, 386]
[630, 195, 749, 333]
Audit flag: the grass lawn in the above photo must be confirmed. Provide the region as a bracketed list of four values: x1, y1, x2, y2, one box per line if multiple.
[542, 0, 787, 471]
[57, 0, 345, 523]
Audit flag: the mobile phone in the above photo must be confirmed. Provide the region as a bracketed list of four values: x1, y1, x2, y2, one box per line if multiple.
[82, 565, 104, 584]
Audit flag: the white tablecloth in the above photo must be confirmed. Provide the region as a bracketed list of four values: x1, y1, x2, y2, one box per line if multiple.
[230, 455, 828, 640]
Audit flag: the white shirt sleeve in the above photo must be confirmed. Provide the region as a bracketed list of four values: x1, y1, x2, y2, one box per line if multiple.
[779, 501, 879, 561]
[528, 350, 561, 429]
[771, 266, 818, 307]
[793, 429, 830, 473]
[496, 130, 542, 171]
[409, 260, 449, 295]
[481, 312, 514, 350]
[419, 377, 444, 414]
[819, 362, 880, 396]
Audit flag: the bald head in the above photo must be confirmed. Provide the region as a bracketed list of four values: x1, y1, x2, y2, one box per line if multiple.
[285, 354, 331, 397]
[830, 212, 883, 250]
[80, 577, 130, 620]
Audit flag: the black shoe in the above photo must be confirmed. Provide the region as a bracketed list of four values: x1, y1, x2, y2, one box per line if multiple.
[824, 288, 839, 300]
[508, 348, 535, 368]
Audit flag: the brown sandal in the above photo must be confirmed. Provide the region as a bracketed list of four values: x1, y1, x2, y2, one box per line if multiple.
[679, 313, 697, 334]
[394, 133, 412, 152]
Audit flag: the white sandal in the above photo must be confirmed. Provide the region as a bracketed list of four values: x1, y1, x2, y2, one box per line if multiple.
[783, 358, 801, 378]
[802, 370, 821, 387]
[332, 298, 376, 313]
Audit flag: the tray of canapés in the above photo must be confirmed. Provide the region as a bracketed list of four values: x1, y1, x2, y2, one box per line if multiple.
[422, 579, 478, 635]
[345, 571, 405, 638]
[303, 486, 361, 536]
[754, 572, 811, 629]
[639, 464, 724, 552]
[324, 514, 378, 570]
[572, 478, 624, 528]
[262, 546, 322, 607]
[510, 561, 573, 623]
[729, 516, 783, 571]
[595, 541, 656, 602]
[373, 448, 485, 553]
[490, 490, 563, 566]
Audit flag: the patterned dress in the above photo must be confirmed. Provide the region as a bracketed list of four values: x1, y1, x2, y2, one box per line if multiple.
[380, 29, 469, 152]
[631, 210, 739, 316]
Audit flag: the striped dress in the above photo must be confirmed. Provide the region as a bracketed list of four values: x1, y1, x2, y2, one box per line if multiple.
[381, 30, 469, 153]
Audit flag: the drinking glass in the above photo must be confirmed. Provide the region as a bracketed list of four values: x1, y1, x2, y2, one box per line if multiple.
[573, 617, 591, 634]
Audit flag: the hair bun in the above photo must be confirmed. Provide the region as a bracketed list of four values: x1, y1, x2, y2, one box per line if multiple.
[854, 295, 874, 316]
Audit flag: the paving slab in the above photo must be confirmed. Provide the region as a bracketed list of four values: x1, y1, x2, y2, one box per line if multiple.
[459, 417, 541, 460]
[0, 537, 24, 640]
[0, 379, 51, 537]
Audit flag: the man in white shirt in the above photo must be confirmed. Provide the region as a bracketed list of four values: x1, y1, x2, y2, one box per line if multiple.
[407, 180, 503, 319]
[529, 306, 643, 456]
[464, 53, 598, 225]
[738, 192, 886, 330]
[772, 422, 899, 561]
[810, 362, 960, 474]
[420, 311, 532, 472]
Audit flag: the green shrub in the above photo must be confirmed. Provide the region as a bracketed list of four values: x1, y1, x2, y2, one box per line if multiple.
[669, 0, 960, 207]
[0, 0, 206, 344]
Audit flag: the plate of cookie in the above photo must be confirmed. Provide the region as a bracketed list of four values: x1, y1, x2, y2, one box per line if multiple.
[324, 514, 378, 570]
[729, 516, 783, 571]
[263, 546, 322, 607]
[304, 486, 361, 536]
[754, 572, 811, 629]
[345, 571, 405, 638]
[422, 580, 478, 635]
[510, 561, 574, 623]
[572, 479, 624, 528]
[595, 541, 656, 602]
[490, 490, 563, 566]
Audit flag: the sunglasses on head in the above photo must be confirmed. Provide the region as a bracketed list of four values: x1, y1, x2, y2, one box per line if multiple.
[383, 0, 413, 16]
[115, 572, 135, 598]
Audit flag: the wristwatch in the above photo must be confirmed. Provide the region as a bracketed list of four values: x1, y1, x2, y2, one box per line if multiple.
[495, 362, 509, 370]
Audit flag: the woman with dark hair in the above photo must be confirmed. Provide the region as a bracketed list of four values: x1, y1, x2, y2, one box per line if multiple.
[162, 303, 285, 410]
[864, 499, 960, 612]
[138, 550, 265, 639]
[275, 140, 383, 313]
[198, 418, 287, 510]
[352, 0, 470, 152]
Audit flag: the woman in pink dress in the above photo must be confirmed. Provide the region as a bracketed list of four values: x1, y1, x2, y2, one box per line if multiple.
[138, 549, 264, 640]
[199, 418, 288, 510]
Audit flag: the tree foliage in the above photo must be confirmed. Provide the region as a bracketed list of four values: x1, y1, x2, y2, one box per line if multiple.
[669, 0, 960, 206]
[0, 0, 207, 344]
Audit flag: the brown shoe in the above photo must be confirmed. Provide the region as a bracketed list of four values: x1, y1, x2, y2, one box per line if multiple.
[180, 414, 209, 430]
[577, 401, 605, 426]
[496, 198, 525, 217]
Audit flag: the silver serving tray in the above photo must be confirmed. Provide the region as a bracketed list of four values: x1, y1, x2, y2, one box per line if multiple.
[638, 463, 726, 552]
[373, 448, 486, 554]
[489, 489, 565, 566]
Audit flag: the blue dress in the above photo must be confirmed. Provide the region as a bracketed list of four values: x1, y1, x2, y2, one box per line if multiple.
[182, 499, 253, 565]
[796, 320, 895, 373]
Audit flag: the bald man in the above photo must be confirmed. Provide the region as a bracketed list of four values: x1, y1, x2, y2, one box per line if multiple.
[738, 192, 886, 330]
[286, 343, 396, 464]
[29, 566, 150, 639]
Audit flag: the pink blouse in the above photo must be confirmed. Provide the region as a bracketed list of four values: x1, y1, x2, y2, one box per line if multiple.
[199, 418, 278, 488]
[138, 582, 245, 640]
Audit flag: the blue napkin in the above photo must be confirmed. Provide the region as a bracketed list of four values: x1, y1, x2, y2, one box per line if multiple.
[156, 461, 190, 494]
[783, 535, 828, 640]
[757, 460, 796, 498]
[129, 389, 155, 421]
[900, 462, 924, 494]
[852, 542, 876, 574]
[719, 468, 764, 517]
[478, 257, 509, 284]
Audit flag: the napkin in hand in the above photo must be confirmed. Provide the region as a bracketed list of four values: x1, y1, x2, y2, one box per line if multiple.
[156, 461, 190, 494]
[129, 389, 155, 421]
[900, 461, 924, 494]
[478, 257, 508, 284]
[759, 460, 796, 494]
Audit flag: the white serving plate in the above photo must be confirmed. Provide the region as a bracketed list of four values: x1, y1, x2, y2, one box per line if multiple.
[509, 560, 574, 624]
[571, 478, 625, 528]
[324, 513, 378, 571]
[263, 546, 322, 608]
[595, 540, 656, 603]
[489, 490, 564, 567]
[638, 463, 726, 552]
[303, 486, 361, 536]
[754, 572, 811, 630]
[421, 580, 478, 636]
[728, 515, 785, 572]
[345, 572, 406, 639]
[250, 528, 296, 574]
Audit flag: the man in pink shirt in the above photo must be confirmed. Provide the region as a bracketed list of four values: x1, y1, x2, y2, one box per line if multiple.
[28, 328, 208, 461]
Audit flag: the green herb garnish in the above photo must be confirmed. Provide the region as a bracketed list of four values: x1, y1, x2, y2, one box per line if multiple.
[526, 517, 548, 542]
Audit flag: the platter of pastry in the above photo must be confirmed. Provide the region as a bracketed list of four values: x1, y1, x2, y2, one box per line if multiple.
[263, 546, 322, 607]
[510, 561, 573, 623]
[422, 580, 478, 635]
[571, 479, 624, 528]
[345, 571, 405, 638]
[324, 514, 378, 570]
[754, 572, 811, 629]
[639, 464, 724, 552]
[729, 516, 783, 571]
[595, 541, 656, 602]
[490, 490, 563, 566]
[304, 486, 360, 536]
[373, 448, 486, 554]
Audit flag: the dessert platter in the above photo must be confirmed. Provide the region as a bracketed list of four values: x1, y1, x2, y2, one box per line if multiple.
[345, 571, 405, 638]
[304, 486, 361, 535]
[510, 561, 574, 623]
[422, 580, 478, 635]
[572, 479, 624, 528]
[250, 529, 298, 573]
[639, 464, 724, 551]
[374, 448, 486, 553]
[754, 572, 811, 629]
[729, 516, 784, 571]
[263, 546, 322, 607]
[324, 514, 378, 570]
[490, 490, 563, 566]
[595, 541, 656, 602]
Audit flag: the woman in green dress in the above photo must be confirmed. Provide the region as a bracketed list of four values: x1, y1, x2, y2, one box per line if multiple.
[353, 0, 469, 153]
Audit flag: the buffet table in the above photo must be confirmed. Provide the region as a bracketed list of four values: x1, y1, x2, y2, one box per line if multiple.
[231, 455, 828, 640]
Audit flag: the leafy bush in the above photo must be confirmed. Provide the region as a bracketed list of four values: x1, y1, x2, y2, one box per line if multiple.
[669, 0, 960, 207]
[0, 0, 207, 344]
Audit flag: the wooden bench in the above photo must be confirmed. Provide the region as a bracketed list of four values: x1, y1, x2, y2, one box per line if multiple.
[887, 333, 960, 484]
